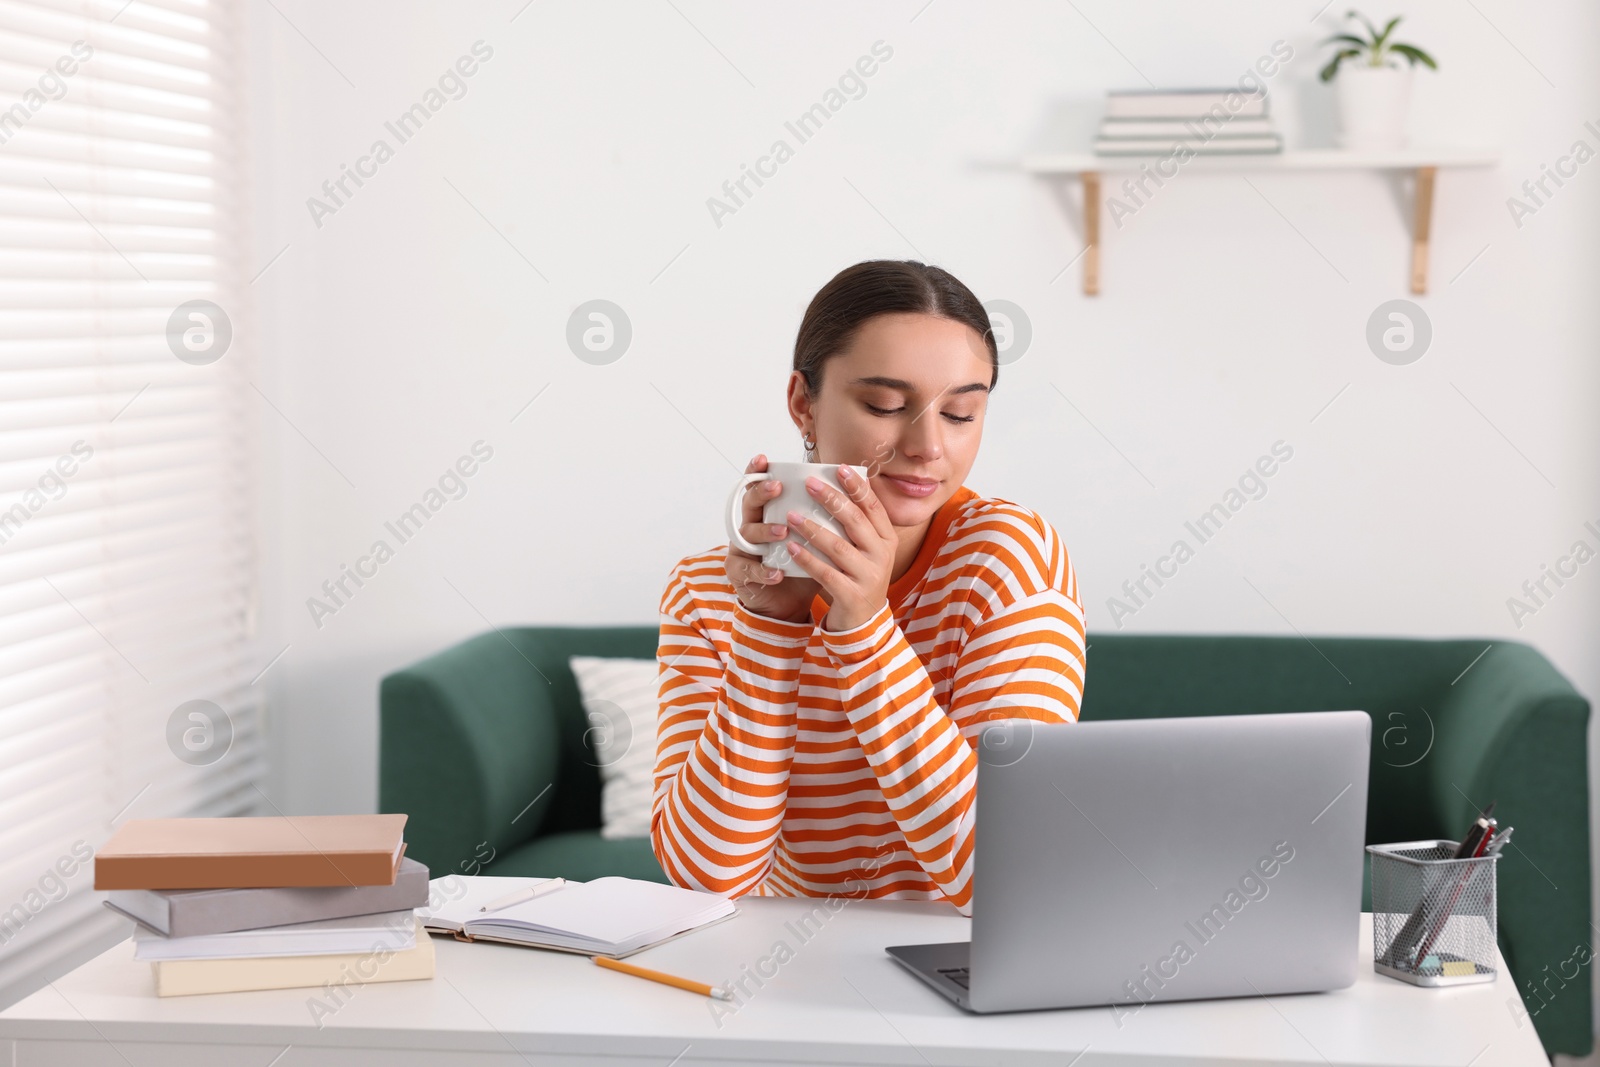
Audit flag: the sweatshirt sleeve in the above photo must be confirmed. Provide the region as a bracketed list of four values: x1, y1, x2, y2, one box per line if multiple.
[651, 564, 815, 897]
[818, 510, 1087, 915]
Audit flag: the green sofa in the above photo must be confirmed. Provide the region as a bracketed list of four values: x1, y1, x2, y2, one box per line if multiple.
[380, 628, 1591, 1057]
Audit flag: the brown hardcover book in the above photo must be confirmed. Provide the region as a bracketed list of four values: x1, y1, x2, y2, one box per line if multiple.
[94, 815, 408, 890]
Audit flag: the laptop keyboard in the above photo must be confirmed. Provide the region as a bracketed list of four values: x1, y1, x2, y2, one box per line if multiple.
[937, 966, 971, 990]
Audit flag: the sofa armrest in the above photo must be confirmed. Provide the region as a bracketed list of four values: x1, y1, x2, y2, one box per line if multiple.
[1425, 639, 1591, 1053]
[379, 631, 563, 879]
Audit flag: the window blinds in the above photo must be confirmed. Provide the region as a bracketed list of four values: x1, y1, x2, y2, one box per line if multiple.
[0, 0, 261, 993]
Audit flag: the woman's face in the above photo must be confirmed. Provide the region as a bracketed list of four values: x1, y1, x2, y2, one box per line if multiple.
[790, 311, 991, 530]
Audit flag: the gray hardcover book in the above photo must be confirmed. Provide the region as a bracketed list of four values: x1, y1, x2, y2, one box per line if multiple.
[104, 857, 430, 938]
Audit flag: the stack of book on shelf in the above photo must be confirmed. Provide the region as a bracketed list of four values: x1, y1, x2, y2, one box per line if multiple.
[1094, 88, 1283, 156]
[96, 814, 434, 997]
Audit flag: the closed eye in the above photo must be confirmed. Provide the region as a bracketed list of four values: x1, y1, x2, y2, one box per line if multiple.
[864, 403, 972, 422]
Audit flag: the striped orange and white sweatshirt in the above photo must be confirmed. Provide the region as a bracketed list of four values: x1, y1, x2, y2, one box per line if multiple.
[652, 484, 1087, 915]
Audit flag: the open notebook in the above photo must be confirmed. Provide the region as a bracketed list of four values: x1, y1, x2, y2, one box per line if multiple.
[416, 876, 736, 959]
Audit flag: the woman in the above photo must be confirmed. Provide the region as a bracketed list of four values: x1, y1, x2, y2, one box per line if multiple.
[653, 260, 1086, 915]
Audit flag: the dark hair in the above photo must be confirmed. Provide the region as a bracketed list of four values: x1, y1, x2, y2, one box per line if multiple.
[792, 260, 999, 398]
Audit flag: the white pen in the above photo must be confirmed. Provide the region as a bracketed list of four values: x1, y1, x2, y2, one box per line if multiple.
[479, 878, 567, 912]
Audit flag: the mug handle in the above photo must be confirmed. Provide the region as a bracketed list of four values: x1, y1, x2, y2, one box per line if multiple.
[725, 471, 770, 555]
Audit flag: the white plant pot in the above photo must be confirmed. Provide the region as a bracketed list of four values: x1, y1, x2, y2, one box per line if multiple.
[1334, 63, 1413, 150]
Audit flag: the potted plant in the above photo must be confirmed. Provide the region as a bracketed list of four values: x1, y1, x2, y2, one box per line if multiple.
[1319, 12, 1438, 150]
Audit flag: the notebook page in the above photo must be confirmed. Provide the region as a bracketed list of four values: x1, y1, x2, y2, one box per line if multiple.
[416, 876, 561, 931]
[470, 877, 731, 944]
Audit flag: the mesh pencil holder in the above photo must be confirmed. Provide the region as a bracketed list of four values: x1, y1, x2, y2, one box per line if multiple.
[1368, 840, 1499, 987]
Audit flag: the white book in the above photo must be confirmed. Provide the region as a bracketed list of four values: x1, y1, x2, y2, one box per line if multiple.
[418, 875, 736, 959]
[1099, 117, 1277, 138]
[1106, 89, 1269, 119]
[153, 918, 433, 996]
[1094, 135, 1283, 156]
[133, 909, 417, 962]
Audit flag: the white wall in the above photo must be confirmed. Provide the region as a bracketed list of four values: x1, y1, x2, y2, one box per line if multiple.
[245, 0, 1598, 865]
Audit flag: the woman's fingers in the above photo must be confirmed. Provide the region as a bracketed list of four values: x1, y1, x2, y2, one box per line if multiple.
[781, 537, 843, 598]
[739, 515, 789, 556]
[785, 504, 863, 576]
[838, 467, 902, 543]
[730, 454, 785, 560]
[743, 478, 781, 523]
[733, 556, 779, 588]
[793, 472, 877, 565]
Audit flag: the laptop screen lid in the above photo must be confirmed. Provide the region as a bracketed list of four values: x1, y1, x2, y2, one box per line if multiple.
[968, 710, 1370, 1014]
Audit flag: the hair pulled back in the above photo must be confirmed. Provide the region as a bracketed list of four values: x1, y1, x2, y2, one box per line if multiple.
[792, 260, 999, 400]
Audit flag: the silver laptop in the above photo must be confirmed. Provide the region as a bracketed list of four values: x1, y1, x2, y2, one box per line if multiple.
[886, 710, 1370, 1014]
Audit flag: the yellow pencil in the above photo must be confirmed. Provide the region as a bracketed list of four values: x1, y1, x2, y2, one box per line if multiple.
[591, 955, 733, 1000]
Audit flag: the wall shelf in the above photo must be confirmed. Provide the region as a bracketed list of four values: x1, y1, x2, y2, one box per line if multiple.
[1021, 147, 1500, 295]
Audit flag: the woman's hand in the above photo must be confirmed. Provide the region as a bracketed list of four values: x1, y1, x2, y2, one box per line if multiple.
[725, 454, 823, 624]
[783, 464, 897, 634]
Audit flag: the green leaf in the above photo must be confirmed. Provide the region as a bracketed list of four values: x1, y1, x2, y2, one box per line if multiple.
[1373, 15, 1402, 49]
[1390, 43, 1438, 69]
[1347, 9, 1380, 42]
[1319, 50, 1361, 81]
[1320, 33, 1371, 49]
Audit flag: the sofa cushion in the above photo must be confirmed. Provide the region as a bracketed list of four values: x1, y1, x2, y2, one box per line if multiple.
[486, 830, 669, 884]
[567, 655, 659, 839]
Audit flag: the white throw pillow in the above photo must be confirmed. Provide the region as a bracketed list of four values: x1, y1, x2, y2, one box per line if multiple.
[567, 655, 659, 839]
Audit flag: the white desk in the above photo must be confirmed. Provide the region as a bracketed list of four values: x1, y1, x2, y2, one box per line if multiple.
[0, 901, 1547, 1066]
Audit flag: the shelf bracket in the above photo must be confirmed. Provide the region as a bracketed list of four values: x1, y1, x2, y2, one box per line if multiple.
[1410, 165, 1436, 294]
[1083, 171, 1100, 296]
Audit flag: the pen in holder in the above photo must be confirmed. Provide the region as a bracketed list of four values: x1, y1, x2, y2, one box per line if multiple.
[1368, 839, 1499, 986]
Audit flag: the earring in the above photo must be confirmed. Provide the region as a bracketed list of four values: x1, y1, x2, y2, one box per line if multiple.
[802, 431, 815, 456]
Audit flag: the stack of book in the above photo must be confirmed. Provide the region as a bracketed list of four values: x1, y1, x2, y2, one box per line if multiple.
[96, 814, 435, 997]
[1094, 88, 1283, 156]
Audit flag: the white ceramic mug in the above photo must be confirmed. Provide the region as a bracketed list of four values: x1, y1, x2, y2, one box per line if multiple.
[725, 461, 872, 577]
